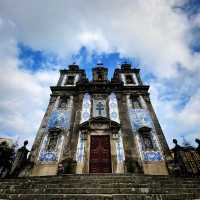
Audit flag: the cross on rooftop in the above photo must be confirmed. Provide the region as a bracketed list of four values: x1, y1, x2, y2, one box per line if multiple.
[97, 60, 103, 65]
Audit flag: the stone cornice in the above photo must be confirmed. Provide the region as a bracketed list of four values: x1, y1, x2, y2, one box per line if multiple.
[114, 68, 140, 75]
[60, 69, 86, 74]
[50, 83, 149, 94]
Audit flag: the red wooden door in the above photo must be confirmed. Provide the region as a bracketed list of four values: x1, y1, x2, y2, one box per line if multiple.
[89, 135, 112, 173]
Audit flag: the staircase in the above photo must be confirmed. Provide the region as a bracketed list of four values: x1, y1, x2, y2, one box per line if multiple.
[0, 174, 200, 200]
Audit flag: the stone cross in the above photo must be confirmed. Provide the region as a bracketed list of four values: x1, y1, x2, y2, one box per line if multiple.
[96, 102, 104, 116]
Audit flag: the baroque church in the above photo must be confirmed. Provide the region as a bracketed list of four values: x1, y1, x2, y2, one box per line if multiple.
[29, 63, 171, 176]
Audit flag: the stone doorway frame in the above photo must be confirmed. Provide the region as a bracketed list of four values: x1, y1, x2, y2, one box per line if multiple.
[78, 116, 120, 173]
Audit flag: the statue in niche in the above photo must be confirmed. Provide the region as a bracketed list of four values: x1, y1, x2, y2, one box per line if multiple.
[10, 140, 30, 177]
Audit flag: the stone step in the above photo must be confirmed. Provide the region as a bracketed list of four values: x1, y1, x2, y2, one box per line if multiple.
[1, 183, 200, 189]
[1, 187, 200, 194]
[0, 182, 198, 188]
[0, 175, 200, 199]
[0, 175, 199, 182]
[1, 177, 199, 184]
[0, 193, 199, 200]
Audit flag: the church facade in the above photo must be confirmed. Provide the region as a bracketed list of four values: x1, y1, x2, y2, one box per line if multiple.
[29, 63, 170, 176]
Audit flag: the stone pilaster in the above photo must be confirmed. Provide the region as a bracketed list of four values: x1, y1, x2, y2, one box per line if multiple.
[117, 93, 139, 162]
[29, 95, 57, 163]
[143, 94, 171, 158]
[64, 93, 83, 161]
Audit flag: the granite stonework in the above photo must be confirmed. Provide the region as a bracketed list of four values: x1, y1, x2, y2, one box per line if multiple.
[1, 174, 200, 200]
[28, 63, 170, 176]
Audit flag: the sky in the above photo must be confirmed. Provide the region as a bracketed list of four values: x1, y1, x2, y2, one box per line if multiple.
[0, 0, 200, 148]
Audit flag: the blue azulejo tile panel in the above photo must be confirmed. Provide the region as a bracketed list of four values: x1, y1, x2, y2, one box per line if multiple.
[76, 134, 85, 162]
[116, 135, 125, 162]
[39, 151, 57, 162]
[48, 110, 71, 129]
[38, 135, 64, 163]
[109, 93, 120, 123]
[128, 108, 163, 161]
[128, 109, 152, 131]
[81, 93, 91, 123]
[82, 111, 90, 120]
[143, 151, 162, 161]
[110, 112, 118, 119]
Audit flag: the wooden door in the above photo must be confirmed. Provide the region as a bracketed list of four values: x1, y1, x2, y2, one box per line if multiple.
[89, 135, 112, 173]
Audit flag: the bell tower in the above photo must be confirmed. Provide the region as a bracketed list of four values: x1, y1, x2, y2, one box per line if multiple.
[92, 64, 108, 82]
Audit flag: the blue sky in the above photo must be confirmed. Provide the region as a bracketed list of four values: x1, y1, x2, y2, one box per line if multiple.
[19, 44, 137, 79]
[0, 0, 200, 148]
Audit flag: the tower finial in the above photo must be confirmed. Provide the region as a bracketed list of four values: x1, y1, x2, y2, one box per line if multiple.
[97, 60, 103, 66]
[122, 59, 130, 65]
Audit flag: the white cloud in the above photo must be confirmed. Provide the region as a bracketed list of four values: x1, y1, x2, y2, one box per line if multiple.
[150, 80, 200, 147]
[0, 17, 58, 146]
[0, 62, 59, 146]
[0, 0, 199, 148]
[1, 0, 199, 77]
[179, 90, 200, 126]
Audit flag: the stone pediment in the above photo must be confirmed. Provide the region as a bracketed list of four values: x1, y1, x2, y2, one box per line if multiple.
[79, 116, 120, 133]
[138, 126, 152, 133]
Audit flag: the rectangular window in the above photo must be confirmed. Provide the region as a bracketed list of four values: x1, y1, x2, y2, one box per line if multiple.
[141, 134, 154, 150]
[65, 75, 75, 85]
[139, 127, 154, 151]
[131, 96, 142, 109]
[46, 134, 58, 152]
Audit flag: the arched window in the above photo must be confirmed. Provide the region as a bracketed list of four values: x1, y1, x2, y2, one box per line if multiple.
[138, 127, 154, 150]
[98, 73, 103, 81]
